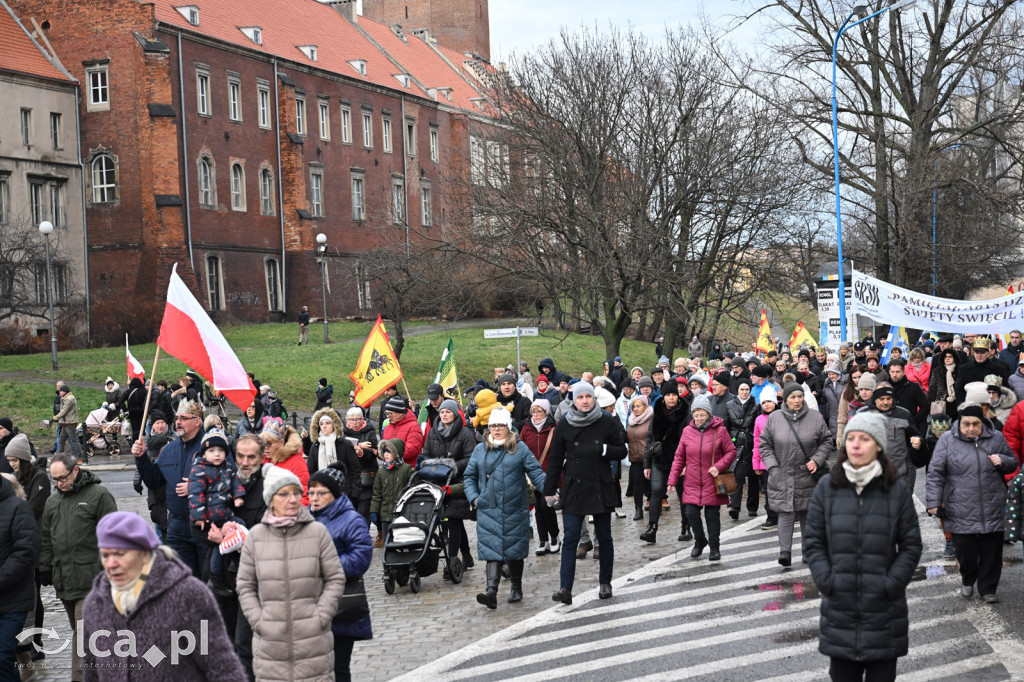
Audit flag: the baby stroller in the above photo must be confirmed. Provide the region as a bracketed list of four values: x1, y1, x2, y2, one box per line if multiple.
[382, 460, 460, 594]
[82, 405, 129, 457]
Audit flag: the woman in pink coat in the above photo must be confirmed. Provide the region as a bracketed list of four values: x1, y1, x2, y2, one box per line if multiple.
[667, 395, 736, 561]
[905, 348, 931, 393]
[752, 385, 779, 530]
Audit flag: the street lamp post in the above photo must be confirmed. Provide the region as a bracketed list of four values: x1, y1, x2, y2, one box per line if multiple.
[932, 143, 962, 296]
[38, 220, 59, 370]
[832, 0, 915, 342]
[316, 233, 330, 344]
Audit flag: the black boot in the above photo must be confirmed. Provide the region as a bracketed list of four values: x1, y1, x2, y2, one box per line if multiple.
[477, 561, 501, 609]
[508, 560, 524, 603]
[632, 503, 644, 521]
[678, 518, 692, 542]
[690, 532, 708, 558]
[708, 544, 721, 561]
[639, 523, 658, 543]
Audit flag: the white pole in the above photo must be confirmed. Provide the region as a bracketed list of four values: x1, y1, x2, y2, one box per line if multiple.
[516, 327, 521, 381]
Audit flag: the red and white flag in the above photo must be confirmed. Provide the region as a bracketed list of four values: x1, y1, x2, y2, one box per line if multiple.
[125, 334, 145, 381]
[157, 264, 255, 412]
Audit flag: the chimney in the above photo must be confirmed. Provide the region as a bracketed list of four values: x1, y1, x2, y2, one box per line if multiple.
[410, 27, 433, 44]
[327, 0, 358, 22]
[391, 23, 405, 40]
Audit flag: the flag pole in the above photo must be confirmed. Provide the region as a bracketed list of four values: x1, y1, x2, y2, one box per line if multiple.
[135, 346, 162, 447]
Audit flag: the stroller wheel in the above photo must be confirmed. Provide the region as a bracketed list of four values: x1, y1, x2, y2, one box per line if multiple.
[384, 578, 396, 595]
[449, 557, 464, 584]
[409, 574, 421, 593]
[396, 568, 410, 587]
[109, 441, 121, 457]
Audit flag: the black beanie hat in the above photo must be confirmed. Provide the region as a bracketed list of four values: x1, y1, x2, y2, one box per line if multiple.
[750, 365, 772, 379]
[309, 463, 347, 499]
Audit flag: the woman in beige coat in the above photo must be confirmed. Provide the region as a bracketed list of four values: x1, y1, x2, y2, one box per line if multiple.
[237, 464, 346, 682]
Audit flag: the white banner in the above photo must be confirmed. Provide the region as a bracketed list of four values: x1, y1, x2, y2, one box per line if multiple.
[852, 270, 1024, 334]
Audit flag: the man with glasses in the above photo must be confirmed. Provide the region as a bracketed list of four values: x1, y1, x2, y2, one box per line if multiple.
[39, 453, 116, 682]
[131, 399, 208, 576]
[955, 337, 1012, 404]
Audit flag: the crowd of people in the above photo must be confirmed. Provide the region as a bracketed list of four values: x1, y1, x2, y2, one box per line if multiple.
[2, 329, 1024, 681]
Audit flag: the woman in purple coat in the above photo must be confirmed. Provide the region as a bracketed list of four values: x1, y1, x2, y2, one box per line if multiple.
[667, 394, 736, 561]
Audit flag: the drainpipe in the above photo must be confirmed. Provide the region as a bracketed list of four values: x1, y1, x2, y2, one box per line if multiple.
[400, 94, 409, 257]
[177, 30, 194, 271]
[74, 83, 90, 344]
[274, 58, 287, 314]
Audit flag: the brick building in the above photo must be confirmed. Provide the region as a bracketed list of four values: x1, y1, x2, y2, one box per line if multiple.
[5, 0, 499, 335]
[361, 0, 491, 61]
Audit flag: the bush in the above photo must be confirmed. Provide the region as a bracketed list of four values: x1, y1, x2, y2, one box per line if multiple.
[90, 297, 163, 346]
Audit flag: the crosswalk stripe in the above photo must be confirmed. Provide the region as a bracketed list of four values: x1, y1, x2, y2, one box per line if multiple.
[897, 652, 1007, 681]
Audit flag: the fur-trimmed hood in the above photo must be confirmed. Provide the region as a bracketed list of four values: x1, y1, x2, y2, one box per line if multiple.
[269, 428, 304, 464]
[309, 407, 344, 441]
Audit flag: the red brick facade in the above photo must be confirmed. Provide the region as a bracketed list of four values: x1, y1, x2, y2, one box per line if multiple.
[361, 0, 491, 61]
[7, 0, 495, 331]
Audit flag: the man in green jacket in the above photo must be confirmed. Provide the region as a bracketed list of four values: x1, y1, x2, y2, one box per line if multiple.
[39, 454, 117, 682]
[49, 385, 84, 462]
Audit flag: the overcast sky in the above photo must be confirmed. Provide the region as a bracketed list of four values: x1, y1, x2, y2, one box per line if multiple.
[489, 0, 767, 62]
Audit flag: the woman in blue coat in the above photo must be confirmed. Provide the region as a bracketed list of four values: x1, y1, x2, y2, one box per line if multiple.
[308, 465, 373, 682]
[463, 407, 546, 609]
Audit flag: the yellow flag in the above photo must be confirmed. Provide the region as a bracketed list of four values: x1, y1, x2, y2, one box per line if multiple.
[349, 315, 404, 408]
[788, 322, 819, 351]
[756, 308, 773, 353]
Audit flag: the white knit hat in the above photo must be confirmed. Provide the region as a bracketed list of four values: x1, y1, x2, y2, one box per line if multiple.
[487, 406, 513, 428]
[261, 463, 303, 505]
[594, 387, 616, 408]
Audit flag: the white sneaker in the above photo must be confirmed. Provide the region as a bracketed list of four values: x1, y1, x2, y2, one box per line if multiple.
[549, 538, 560, 552]
[535, 541, 550, 556]
[614, 509, 626, 518]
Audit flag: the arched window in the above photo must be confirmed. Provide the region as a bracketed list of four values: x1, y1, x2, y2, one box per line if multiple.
[198, 156, 215, 208]
[91, 155, 116, 203]
[230, 163, 245, 210]
[260, 168, 274, 215]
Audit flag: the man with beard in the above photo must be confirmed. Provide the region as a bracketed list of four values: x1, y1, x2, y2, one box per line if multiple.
[888, 358, 930, 436]
[495, 373, 533, 431]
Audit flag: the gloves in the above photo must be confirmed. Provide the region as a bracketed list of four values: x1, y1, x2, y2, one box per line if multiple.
[38, 570, 53, 587]
[441, 485, 451, 496]
[370, 512, 379, 525]
[133, 480, 144, 495]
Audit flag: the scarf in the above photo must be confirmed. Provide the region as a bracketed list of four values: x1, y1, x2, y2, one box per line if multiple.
[530, 415, 547, 429]
[843, 459, 882, 495]
[628, 405, 653, 427]
[110, 553, 155, 616]
[691, 417, 712, 432]
[435, 419, 457, 440]
[264, 511, 299, 527]
[945, 366, 956, 400]
[565, 404, 603, 428]
[317, 433, 338, 471]
[782, 403, 808, 422]
[385, 460, 399, 470]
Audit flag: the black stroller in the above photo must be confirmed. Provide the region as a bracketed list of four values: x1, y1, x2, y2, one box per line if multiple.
[381, 459, 461, 594]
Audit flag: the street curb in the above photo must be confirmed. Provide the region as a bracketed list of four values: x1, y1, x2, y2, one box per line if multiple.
[80, 464, 135, 472]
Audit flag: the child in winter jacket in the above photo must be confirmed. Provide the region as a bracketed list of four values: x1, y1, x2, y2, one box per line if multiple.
[370, 439, 414, 542]
[189, 431, 245, 576]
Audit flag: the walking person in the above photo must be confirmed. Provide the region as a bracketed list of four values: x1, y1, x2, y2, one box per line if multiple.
[758, 383, 833, 566]
[298, 305, 310, 345]
[49, 385, 84, 463]
[0, 473, 38, 682]
[544, 381, 626, 604]
[422, 398, 477, 570]
[520, 399, 560, 555]
[752, 385, 779, 533]
[725, 379, 760, 519]
[463, 408, 546, 609]
[639, 385, 690, 543]
[666, 395, 736, 560]
[626, 394, 654, 520]
[804, 411, 922, 682]
[926, 403, 1018, 602]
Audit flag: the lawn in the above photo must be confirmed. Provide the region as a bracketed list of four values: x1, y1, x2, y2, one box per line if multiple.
[0, 320, 662, 447]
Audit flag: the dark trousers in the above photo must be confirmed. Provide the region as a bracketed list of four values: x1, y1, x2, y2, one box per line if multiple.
[447, 519, 471, 560]
[560, 513, 613, 590]
[334, 635, 355, 681]
[953, 531, 1004, 596]
[534, 494, 560, 543]
[758, 472, 777, 523]
[684, 504, 722, 547]
[234, 604, 255, 681]
[628, 462, 649, 506]
[648, 466, 683, 526]
[729, 456, 760, 513]
[828, 657, 897, 682]
[0, 611, 27, 682]
[58, 424, 83, 458]
[167, 514, 209, 578]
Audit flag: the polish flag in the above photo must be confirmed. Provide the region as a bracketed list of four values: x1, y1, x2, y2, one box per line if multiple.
[158, 264, 256, 412]
[126, 335, 145, 381]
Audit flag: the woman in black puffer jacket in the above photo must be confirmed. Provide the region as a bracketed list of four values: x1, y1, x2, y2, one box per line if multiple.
[804, 410, 922, 682]
[422, 399, 478, 572]
[639, 389, 690, 544]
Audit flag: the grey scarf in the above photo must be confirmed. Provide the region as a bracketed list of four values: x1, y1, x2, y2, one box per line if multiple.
[565, 404, 602, 428]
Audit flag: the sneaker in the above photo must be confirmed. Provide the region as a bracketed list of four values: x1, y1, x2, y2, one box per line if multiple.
[960, 585, 974, 599]
[463, 555, 475, 569]
[760, 520, 778, 531]
[728, 508, 740, 520]
[535, 542, 550, 556]
[614, 509, 626, 518]
[747, 510, 758, 517]
[982, 593, 999, 604]
[549, 538, 560, 553]
[943, 541, 956, 559]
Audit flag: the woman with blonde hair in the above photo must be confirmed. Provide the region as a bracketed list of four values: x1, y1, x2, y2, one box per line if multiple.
[261, 418, 309, 505]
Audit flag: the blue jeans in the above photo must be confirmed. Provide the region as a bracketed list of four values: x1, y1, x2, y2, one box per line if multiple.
[166, 515, 209, 578]
[0, 611, 27, 682]
[560, 513, 613, 590]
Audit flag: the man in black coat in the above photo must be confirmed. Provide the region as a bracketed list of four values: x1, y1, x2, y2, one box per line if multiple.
[495, 373, 532, 431]
[707, 373, 736, 423]
[888, 358, 929, 436]
[955, 338, 1012, 402]
[0, 475, 40, 675]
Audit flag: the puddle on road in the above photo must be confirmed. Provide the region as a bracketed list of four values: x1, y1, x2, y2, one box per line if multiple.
[773, 627, 819, 644]
[747, 579, 821, 611]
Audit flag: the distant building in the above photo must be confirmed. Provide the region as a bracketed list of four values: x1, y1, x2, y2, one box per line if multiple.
[359, 0, 491, 61]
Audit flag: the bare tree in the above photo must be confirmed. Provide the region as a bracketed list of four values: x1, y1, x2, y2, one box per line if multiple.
[0, 214, 84, 327]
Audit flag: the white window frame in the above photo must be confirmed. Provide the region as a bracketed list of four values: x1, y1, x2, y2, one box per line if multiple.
[351, 173, 365, 221]
[421, 184, 432, 227]
[310, 169, 323, 218]
[50, 112, 61, 149]
[196, 67, 211, 116]
[362, 111, 373, 148]
[470, 135, 485, 185]
[382, 115, 392, 152]
[430, 128, 439, 162]
[91, 155, 116, 204]
[295, 95, 306, 136]
[257, 84, 270, 129]
[20, 109, 31, 146]
[228, 76, 241, 122]
[29, 182, 44, 224]
[49, 183, 65, 229]
[230, 163, 246, 211]
[206, 255, 224, 311]
[487, 139, 503, 188]
[340, 105, 352, 143]
[264, 258, 281, 311]
[356, 261, 371, 310]
[391, 178, 405, 225]
[0, 175, 8, 224]
[405, 118, 416, 157]
[259, 167, 274, 215]
[198, 156, 216, 208]
[86, 66, 109, 111]
[318, 98, 330, 140]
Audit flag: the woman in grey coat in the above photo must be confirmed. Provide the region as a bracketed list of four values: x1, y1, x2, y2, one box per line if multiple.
[759, 382, 832, 567]
[926, 403, 1018, 603]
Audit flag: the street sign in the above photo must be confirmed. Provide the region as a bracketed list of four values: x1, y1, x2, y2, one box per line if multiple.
[483, 327, 538, 339]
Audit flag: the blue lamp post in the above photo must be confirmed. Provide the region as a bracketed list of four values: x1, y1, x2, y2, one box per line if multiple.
[832, 0, 916, 342]
[932, 143, 962, 295]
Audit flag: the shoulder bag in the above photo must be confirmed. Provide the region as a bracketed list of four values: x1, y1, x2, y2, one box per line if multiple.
[334, 577, 370, 623]
[711, 430, 737, 495]
[527, 432, 553, 492]
[782, 415, 829, 482]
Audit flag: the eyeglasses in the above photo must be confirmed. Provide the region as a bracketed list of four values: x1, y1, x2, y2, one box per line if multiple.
[487, 424, 508, 430]
[307, 490, 332, 497]
[50, 471, 74, 483]
[175, 416, 199, 422]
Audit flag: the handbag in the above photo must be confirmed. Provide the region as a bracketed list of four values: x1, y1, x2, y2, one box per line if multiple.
[644, 441, 662, 463]
[709, 430, 737, 495]
[782, 414, 829, 482]
[333, 577, 370, 623]
[360, 471, 375, 488]
[930, 400, 948, 416]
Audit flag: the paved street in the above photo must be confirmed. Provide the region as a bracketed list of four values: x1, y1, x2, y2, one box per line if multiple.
[21, 463, 1024, 681]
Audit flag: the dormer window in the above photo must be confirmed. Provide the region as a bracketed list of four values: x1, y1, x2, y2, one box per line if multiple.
[298, 45, 318, 62]
[348, 60, 366, 76]
[437, 87, 452, 102]
[469, 97, 485, 111]
[240, 26, 262, 45]
[175, 5, 200, 25]
[393, 73, 410, 88]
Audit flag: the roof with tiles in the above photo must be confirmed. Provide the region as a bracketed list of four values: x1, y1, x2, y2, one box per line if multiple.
[151, 0, 494, 113]
[0, 0, 74, 83]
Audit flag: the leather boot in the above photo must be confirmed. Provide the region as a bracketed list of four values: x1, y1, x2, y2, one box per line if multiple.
[632, 502, 644, 521]
[477, 561, 501, 609]
[507, 560, 524, 603]
[639, 522, 658, 543]
[678, 518, 692, 542]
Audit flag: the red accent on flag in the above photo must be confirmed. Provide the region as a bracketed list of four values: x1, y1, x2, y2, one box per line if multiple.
[126, 336, 145, 381]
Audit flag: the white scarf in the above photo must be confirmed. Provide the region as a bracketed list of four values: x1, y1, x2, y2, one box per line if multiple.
[317, 433, 338, 470]
[842, 459, 883, 495]
[110, 553, 155, 616]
